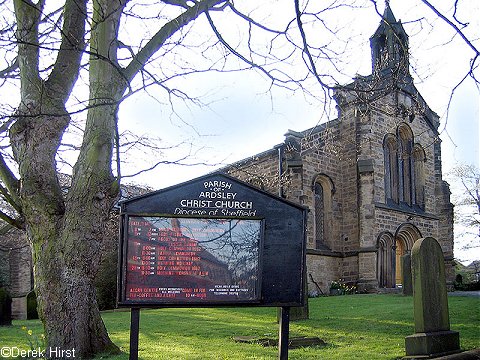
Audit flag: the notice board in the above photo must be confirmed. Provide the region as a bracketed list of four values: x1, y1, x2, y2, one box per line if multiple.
[117, 172, 306, 307]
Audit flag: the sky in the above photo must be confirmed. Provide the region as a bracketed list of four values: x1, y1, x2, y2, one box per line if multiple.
[441, 78, 479, 171]
[118, 1, 479, 184]
[115, 1, 480, 264]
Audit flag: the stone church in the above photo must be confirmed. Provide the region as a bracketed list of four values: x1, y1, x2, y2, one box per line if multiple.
[226, 5, 454, 294]
[0, 5, 455, 318]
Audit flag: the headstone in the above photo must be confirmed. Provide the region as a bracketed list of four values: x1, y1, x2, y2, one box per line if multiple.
[402, 253, 413, 296]
[404, 237, 460, 358]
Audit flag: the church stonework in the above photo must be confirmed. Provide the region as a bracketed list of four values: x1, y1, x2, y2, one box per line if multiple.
[226, 5, 454, 294]
[0, 226, 32, 319]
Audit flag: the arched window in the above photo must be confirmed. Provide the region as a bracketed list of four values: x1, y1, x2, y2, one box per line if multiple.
[314, 182, 325, 249]
[313, 174, 334, 250]
[397, 124, 414, 205]
[413, 144, 426, 209]
[377, 224, 421, 289]
[383, 134, 399, 203]
[383, 123, 424, 210]
[395, 223, 421, 252]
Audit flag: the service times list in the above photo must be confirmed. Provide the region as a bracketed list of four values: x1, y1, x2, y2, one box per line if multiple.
[127, 218, 210, 300]
[125, 216, 260, 303]
[131, 239, 206, 277]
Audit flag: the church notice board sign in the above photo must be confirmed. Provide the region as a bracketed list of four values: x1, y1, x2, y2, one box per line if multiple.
[117, 172, 307, 307]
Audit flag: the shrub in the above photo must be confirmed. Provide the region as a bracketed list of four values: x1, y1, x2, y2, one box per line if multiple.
[27, 290, 39, 319]
[329, 279, 357, 295]
[95, 252, 118, 310]
[464, 281, 480, 291]
[0, 287, 12, 326]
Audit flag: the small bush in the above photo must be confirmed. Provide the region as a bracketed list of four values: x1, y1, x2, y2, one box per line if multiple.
[95, 252, 118, 310]
[0, 287, 12, 326]
[463, 281, 480, 291]
[454, 277, 480, 291]
[329, 279, 357, 295]
[27, 290, 39, 319]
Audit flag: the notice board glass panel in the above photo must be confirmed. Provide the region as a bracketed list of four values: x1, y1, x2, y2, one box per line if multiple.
[124, 216, 262, 304]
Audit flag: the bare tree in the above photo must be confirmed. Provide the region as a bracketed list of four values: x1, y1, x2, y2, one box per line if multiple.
[0, 0, 478, 357]
[447, 164, 480, 254]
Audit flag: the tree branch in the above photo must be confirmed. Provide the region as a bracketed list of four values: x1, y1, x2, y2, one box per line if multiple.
[122, 157, 216, 179]
[0, 57, 19, 78]
[420, 0, 479, 75]
[0, 183, 21, 214]
[294, 0, 331, 90]
[13, 0, 43, 100]
[0, 153, 20, 206]
[124, 0, 227, 82]
[205, 10, 276, 84]
[46, 0, 88, 103]
[0, 208, 23, 229]
[226, 3, 285, 35]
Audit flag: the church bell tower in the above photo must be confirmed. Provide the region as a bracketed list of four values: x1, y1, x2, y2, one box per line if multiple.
[370, 3, 409, 76]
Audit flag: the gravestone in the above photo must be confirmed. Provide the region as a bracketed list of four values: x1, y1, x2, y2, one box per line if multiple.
[401, 253, 413, 296]
[404, 237, 460, 358]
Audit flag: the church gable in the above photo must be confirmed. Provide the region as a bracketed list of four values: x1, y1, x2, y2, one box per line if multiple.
[226, 4, 454, 293]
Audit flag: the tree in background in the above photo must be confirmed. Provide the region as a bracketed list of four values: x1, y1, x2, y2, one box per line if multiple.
[0, 0, 478, 357]
[448, 164, 480, 259]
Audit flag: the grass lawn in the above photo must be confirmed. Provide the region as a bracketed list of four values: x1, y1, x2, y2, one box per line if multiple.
[2, 294, 479, 359]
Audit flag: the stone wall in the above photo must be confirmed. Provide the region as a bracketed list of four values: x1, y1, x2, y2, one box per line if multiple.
[227, 149, 281, 195]
[306, 253, 341, 295]
[375, 207, 438, 237]
[0, 226, 32, 319]
[436, 180, 456, 288]
[300, 122, 344, 252]
[224, 85, 455, 293]
[335, 86, 454, 288]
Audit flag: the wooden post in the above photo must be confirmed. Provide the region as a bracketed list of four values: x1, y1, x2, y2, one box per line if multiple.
[278, 306, 290, 360]
[129, 308, 140, 360]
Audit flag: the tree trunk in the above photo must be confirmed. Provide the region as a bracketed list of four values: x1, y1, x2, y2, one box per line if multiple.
[34, 244, 115, 357]
[8, 0, 217, 356]
[10, 0, 123, 355]
[10, 106, 120, 357]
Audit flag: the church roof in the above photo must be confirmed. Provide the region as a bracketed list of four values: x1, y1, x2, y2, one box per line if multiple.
[371, 3, 408, 41]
